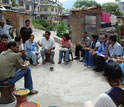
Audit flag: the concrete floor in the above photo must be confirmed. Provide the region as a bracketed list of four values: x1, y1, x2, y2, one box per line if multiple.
[0, 29, 110, 107]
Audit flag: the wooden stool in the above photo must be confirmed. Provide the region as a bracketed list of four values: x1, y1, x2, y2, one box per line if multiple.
[63, 51, 73, 61]
[0, 84, 15, 104]
[20, 101, 40, 107]
[45, 53, 51, 62]
[13, 88, 30, 107]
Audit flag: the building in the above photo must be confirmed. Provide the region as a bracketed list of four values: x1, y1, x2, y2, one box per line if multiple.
[39, 0, 63, 22]
[0, 0, 11, 6]
[70, 7, 101, 44]
[118, 2, 124, 14]
[15, 0, 39, 17]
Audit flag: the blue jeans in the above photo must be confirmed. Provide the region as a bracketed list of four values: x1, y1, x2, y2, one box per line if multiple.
[27, 52, 40, 65]
[84, 50, 94, 66]
[21, 54, 26, 61]
[59, 49, 71, 62]
[120, 63, 124, 85]
[7, 67, 33, 90]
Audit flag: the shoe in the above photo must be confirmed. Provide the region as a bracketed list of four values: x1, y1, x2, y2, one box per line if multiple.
[80, 59, 83, 62]
[28, 90, 38, 96]
[65, 61, 68, 65]
[95, 69, 103, 72]
[51, 61, 55, 64]
[88, 66, 93, 68]
[93, 67, 99, 71]
[84, 63, 88, 66]
[74, 57, 80, 60]
[42, 61, 46, 65]
[58, 61, 61, 64]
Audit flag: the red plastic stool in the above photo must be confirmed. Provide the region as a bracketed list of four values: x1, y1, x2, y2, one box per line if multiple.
[20, 101, 40, 107]
[13, 88, 30, 107]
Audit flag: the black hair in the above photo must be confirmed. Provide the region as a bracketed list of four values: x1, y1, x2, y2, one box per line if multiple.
[45, 31, 51, 35]
[8, 41, 17, 49]
[92, 35, 98, 41]
[109, 36, 117, 42]
[15, 37, 21, 42]
[103, 62, 123, 81]
[29, 34, 34, 38]
[25, 19, 30, 24]
[84, 31, 87, 34]
[63, 33, 70, 41]
[1, 34, 8, 39]
[105, 34, 108, 38]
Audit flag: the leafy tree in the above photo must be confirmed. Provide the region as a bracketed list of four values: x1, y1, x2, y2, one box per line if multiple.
[102, 3, 123, 16]
[56, 20, 67, 37]
[11, 0, 18, 7]
[74, 0, 99, 8]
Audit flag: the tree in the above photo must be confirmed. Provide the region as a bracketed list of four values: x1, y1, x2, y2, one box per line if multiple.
[10, 0, 18, 7]
[102, 3, 123, 16]
[74, 0, 99, 8]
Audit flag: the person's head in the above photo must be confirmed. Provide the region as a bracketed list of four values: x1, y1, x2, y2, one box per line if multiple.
[82, 31, 87, 38]
[45, 31, 51, 40]
[1, 34, 8, 44]
[91, 35, 98, 42]
[100, 34, 108, 43]
[15, 37, 23, 45]
[25, 19, 30, 27]
[0, 18, 5, 27]
[109, 36, 117, 45]
[62, 33, 70, 41]
[29, 34, 34, 43]
[103, 62, 123, 87]
[8, 41, 19, 53]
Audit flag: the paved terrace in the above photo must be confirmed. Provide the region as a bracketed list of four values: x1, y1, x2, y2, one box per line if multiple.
[0, 29, 110, 107]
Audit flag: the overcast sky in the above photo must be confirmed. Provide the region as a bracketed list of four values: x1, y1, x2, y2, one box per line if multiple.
[60, 0, 124, 9]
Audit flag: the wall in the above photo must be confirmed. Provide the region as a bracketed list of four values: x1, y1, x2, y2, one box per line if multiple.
[3, 10, 32, 36]
[70, 11, 84, 44]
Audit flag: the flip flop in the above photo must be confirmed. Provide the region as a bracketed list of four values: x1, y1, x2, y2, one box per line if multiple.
[28, 90, 38, 96]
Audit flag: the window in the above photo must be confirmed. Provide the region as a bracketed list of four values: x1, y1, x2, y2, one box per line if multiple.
[51, 8, 54, 11]
[19, 0, 24, 6]
[56, 9, 58, 12]
[26, 5, 30, 10]
[2, 0, 9, 4]
[44, 8, 48, 11]
[84, 15, 97, 34]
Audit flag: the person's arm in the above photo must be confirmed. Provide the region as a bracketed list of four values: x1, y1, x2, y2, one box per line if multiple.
[94, 93, 116, 107]
[50, 39, 55, 50]
[25, 41, 32, 49]
[35, 41, 39, 52]
[20, 27, 23, 38]
[15, 54, 28, 70]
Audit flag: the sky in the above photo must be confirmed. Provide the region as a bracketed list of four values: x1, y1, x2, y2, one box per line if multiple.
[60, 0, 124, 9]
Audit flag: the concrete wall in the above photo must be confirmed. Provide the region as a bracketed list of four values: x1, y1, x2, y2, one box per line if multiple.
[3, 10, 32, 36]
[70, 11, 84, 44]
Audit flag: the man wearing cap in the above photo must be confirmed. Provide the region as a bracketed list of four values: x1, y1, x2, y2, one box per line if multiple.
[0, 18, 12, 42]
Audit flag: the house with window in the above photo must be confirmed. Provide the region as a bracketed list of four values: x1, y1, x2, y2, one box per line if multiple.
[16, 0, 39, 16]
[118, 2, 124, 14]
[39, 0, 63, 22]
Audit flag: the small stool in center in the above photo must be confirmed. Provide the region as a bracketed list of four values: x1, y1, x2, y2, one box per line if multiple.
[45, 53, 51, 62]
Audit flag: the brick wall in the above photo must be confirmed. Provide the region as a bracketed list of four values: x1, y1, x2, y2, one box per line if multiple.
[3, 11, 32, 36]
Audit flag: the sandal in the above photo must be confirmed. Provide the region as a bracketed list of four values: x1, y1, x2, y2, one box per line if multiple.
[28, 90, 38, 96]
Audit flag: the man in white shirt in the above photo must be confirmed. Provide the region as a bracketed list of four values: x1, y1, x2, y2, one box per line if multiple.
[0, 18, 12, 42]
[38, 31, 55, 64]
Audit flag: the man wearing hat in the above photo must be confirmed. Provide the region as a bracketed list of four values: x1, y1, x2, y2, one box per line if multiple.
[0, 18, 12, 42]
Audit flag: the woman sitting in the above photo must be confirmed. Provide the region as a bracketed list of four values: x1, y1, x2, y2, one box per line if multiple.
[58, 33, 72, 65]
[84, 35, 100, 67]
[25, 34, 40, 66]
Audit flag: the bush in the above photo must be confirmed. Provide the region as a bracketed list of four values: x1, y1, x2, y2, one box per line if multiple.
[32, 18, 56, 31]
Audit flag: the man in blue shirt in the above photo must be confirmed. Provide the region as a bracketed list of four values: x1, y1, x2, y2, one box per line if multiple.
[92, 34, 108, 72]
[93, 35, 123, 72]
